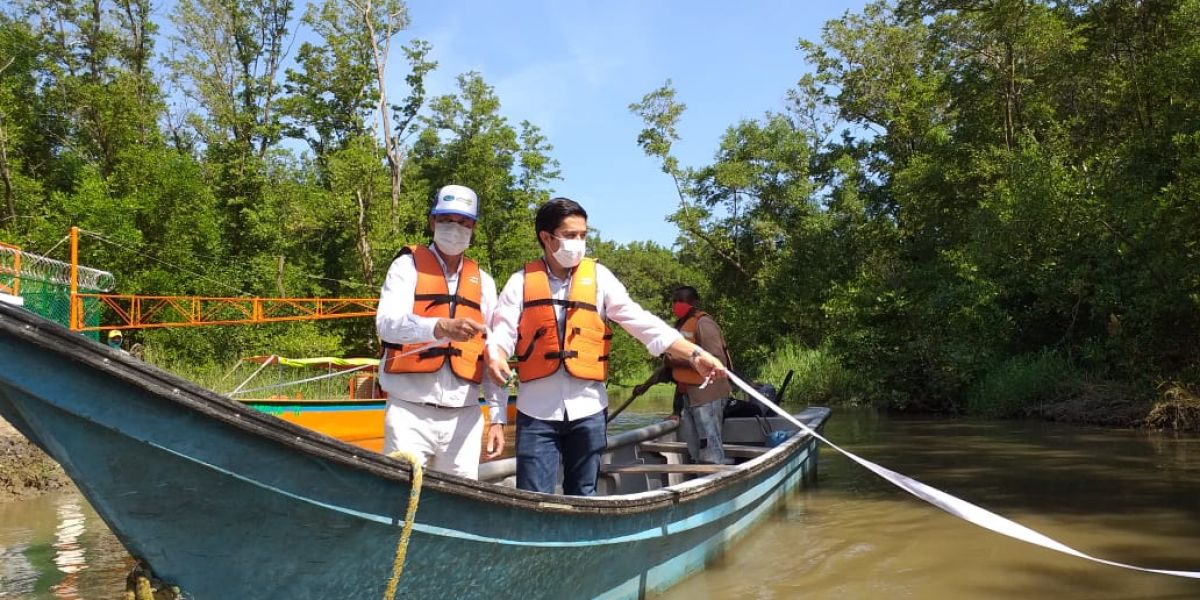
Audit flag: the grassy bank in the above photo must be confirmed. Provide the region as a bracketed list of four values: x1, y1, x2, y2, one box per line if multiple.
[963, 351, 1200, 431]
[752, 342, 868, 407]
[750, 342, 1200, 432]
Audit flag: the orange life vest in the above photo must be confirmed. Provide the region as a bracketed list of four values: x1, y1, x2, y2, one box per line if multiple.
[671, 309, 730, 385]
[515, 258, 612, 383]
[381, 245, 485, 384]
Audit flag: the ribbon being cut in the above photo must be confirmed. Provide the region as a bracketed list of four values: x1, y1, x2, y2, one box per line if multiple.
[724, 371, 1200, 580]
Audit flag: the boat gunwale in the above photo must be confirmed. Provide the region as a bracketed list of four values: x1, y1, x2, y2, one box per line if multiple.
[0, 303, 827, 515]
[241, 398, 388, 406]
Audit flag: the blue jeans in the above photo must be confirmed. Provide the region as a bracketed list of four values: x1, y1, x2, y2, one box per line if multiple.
[516, 410, 607, 495]
[680, 396, 729, 464]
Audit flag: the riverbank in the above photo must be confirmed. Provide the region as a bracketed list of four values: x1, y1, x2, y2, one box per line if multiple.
[0, 415, 69, 503]
[1019, 382, 1200, 432]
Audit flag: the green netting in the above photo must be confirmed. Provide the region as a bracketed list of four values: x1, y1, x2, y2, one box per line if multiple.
[1, 274, 103, 341]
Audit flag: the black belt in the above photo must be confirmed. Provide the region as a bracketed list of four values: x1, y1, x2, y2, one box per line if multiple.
[405, 400, 468, 410]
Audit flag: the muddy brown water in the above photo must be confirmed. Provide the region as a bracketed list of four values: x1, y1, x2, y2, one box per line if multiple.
[2, 409, 1199, 599]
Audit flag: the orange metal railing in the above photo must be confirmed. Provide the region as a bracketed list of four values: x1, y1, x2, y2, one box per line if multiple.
[0, 241, 20, 296]
[73, 294, 379, 332]
[45, 226, 380, 332]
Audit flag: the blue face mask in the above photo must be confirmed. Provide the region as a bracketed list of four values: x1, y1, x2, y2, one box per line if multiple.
[108, 339, 122, 348]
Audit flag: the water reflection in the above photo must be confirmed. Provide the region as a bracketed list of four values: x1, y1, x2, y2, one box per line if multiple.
[49, 495, 86, 598]
[0, 491, 125, 600]
[0, 535, 36, 598]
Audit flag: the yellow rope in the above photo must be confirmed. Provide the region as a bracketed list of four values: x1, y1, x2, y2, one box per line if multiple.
[136, 575, 154, 600]
[383, 449, 424, 600]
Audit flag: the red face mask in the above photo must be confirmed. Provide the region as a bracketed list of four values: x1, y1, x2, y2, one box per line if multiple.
[672, 301, 692, 319]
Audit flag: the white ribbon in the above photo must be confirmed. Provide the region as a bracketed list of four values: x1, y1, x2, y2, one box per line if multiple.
[726, 371, 1200, 579]
[392, 339, 449, 358]
[228, 363, 374, 396]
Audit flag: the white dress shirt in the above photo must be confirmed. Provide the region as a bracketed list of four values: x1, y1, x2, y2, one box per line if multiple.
[488, 259, 683, 423]
[376, 245, 505, 420]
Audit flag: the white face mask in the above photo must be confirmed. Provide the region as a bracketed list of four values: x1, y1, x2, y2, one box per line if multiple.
[433, 222, 473, 256]
[552, 237, 586, 268]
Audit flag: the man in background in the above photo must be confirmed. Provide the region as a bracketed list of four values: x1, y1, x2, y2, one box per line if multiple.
[633, 285, 734, 464]
[106, 330, 130, 355]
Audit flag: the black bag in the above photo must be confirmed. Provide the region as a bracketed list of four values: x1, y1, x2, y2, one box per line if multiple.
[724, 383, 775, 419]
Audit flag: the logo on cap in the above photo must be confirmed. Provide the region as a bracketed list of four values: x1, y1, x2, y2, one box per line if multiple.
[432, 184, 479, 219]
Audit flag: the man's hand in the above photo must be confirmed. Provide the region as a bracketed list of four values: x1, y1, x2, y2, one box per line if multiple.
[692, 348, 728, 381]
[485, 346, 513, 386]
[434, 317, 484, 342]
[484, 423, 506, 459]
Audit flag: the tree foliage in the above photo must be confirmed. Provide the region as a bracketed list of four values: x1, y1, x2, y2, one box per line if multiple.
[633, 0, 1200, 410]
[0, 0, 572, 369]
[4, 0, 1196, 413]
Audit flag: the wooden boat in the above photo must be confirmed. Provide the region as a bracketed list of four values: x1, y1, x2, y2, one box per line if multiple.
[230, 355, 518, 452]
[0, 301, 830, 600]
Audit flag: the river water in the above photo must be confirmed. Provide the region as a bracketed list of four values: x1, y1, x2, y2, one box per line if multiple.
[2, 409, 1199, 599]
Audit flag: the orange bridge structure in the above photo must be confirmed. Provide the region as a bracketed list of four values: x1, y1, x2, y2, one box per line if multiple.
[4, 227, 379, 333]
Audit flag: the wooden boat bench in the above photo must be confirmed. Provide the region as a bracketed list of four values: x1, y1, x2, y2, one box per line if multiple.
[638, 440, 771, 459]
[599, 463, 737, 475]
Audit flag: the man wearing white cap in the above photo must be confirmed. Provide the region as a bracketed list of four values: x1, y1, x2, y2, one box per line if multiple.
[376, 184, 507, 479]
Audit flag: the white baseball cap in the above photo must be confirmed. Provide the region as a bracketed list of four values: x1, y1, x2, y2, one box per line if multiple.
[431, 184, 479, 220]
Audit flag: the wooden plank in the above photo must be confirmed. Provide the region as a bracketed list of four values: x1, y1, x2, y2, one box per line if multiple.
[600, 463, 736, 474]
[639, 441, 770, 458]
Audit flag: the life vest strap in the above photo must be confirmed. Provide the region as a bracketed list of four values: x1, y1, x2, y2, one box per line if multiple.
[516, 327, 548, 362]
[524, 298, 598, 312]
[541, 351, 608, 361]
[568, 325, 613, 339]
[413, 293, 482, 311]
[420, 346, 463, 359]
[381, 341, 464, 359]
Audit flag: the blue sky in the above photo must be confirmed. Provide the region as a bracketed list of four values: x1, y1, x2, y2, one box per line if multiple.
[398, 1, 868, 246]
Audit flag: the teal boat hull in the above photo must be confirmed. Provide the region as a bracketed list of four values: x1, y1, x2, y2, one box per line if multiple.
[0, 302, 828, 599]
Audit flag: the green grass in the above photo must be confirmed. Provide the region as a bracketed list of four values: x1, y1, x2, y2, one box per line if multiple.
[608, 383, 677, 413]
[753, 342, 866, 406]
[151, 358, 365, 400]
[966, 350, 1078, 417]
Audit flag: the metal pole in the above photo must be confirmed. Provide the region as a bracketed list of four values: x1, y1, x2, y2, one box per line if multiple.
[11, 245, 20, 296]
[69, 226, 79, 331]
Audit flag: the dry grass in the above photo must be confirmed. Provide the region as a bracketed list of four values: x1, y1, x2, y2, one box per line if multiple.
[1144, 383, 1200, 432]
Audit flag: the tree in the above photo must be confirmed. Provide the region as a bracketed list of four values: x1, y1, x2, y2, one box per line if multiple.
[280, 0, 437, 290]
[0, 14, 43, 227]
[343, 0, 414, 232]
[280, 0, 378, 167]
[168, 0, 292, 158]
[590, 239, 707, 384]
[403, 72, 558, 279]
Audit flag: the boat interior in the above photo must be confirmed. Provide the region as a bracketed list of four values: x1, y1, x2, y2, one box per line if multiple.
[478, 414, 810, 495]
